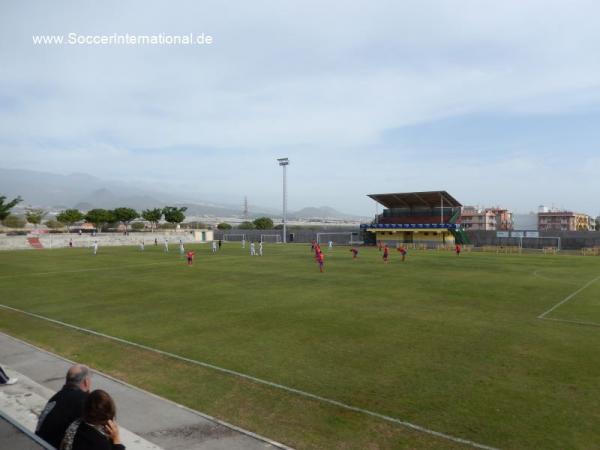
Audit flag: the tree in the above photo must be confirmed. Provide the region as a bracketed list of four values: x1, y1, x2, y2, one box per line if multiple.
[185, 221, 209, 229]
[25, 208, 47, 228]
[141, 208, 162, 232]
[56, 209, 84, 230]
[113, 207, 139, 231]
[238, 221, 255, 230]
[253, 217, 274, 229]
[45, 219, 65, 229]
[131, 222, 145, 231]
[217, 222, 232, 230]
[84, 209, 114, 231]
[0, 195, 23, 223]
[162, 206, 187, 226]
[3, 214, 26, 228]
[274, 224, 284, 230]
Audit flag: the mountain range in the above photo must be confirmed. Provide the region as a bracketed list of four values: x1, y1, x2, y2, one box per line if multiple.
[0, 168, 366, 220]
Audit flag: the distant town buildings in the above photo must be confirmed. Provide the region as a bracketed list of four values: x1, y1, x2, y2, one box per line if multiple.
[460, 206, 513, 231]
[461, 205, 596, 232]
[537, 207, 594, 231]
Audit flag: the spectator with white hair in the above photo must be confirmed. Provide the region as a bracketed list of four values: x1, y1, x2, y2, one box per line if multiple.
[36, 364, 92, 448]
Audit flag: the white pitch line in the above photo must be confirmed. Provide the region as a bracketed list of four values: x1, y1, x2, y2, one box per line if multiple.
[537, 274, 600, 319]
[0, 304, 499, 450]
[539, 317, 600, 328]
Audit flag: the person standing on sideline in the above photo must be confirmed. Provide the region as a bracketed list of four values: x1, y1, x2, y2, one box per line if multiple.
[259, 241, 263, 256]
[36, 365, 91, 449]
[383, 244, 389, 263]
[242, 238, 246, 249]
[164, 238, 169, 253]
[212, 240, 217, 253]
[218, 239, 222, 249]
[250, 241, 256, 256]
[139, 240, 145, 251]
[92, 241, 98, 256]
[0, 365, 17, 385]
[455, 244, 461, 256]
[69, 238, 73, 248]
[154, 237, 158, 246]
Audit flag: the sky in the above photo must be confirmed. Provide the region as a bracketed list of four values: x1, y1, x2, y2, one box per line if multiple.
[1, 0, 599, 216]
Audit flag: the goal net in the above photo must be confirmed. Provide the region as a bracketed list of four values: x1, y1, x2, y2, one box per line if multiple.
[260, 234, 282, 243]
[316, 232, 362, 245]
[497, 236, 561, 251]
[223, 233, 246, 242]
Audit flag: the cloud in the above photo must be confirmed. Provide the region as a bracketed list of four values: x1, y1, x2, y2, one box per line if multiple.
[1, 0, 600, 214]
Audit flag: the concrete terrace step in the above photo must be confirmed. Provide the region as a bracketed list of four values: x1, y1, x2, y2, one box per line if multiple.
[0, 370, 161, 450]
[0, 332, 291, 450]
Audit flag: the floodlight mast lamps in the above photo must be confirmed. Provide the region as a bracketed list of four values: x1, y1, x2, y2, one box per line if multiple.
[277, 158, 289, 244]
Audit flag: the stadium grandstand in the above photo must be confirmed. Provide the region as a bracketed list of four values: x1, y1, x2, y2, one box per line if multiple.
[360, 191, 470, 246]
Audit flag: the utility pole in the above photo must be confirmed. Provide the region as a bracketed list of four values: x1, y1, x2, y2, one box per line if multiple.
[277, 158, 289, 243]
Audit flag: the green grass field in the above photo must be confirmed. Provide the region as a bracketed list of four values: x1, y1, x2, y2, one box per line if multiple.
[1, 243, 599, 449]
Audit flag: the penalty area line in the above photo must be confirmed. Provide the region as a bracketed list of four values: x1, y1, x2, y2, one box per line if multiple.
[0, 304, 499, 450]
[537, 274, 600, 319]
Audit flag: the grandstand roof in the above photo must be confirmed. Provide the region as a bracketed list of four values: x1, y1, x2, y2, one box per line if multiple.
[368, 191, 462, 209]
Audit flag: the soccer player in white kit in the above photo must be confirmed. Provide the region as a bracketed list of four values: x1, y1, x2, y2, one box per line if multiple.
[212, 241, 217, 253]
[92, 241, 98, 255]
[140, 240, 145, 251]
[164, 238, 169, 253]
[250, 242, 256, 256]
[328, 240, 333, 249]
[259, 241, 263, 256]
[242, 238, 246, 249]
[179, 239, 185, 255]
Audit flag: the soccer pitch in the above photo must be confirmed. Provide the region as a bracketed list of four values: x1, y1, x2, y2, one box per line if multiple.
[1, 244, 599, 449]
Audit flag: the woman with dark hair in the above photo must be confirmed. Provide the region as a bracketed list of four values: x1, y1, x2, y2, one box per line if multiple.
[60, 389, 125, 450]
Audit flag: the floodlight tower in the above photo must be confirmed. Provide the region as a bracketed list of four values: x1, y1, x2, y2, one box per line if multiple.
[277, 157, 289, 243]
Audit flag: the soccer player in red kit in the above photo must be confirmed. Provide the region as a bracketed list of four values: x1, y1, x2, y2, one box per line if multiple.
[455, 244, 461, 256]
[186, 250, 195, 265]
[383, 244, 389, 263]
[350, 247, 358, 259]
[316, 250, 324, 272]
[397, 245, 407, 261]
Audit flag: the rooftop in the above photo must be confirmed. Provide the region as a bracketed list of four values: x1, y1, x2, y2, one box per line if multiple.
[368, 191, 462, 209]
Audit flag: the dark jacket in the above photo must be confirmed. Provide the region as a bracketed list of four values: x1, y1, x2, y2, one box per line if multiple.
[66, 421, 125, 450]
[36, 385, 89, 448]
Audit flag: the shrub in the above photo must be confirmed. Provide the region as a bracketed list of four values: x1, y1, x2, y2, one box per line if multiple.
[253, 217, 274, 229]
[45, 219, 65, 229]
[238, 221, 255, 230]
[3, 214, 26, 228]
[131, 222, 145, 231]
